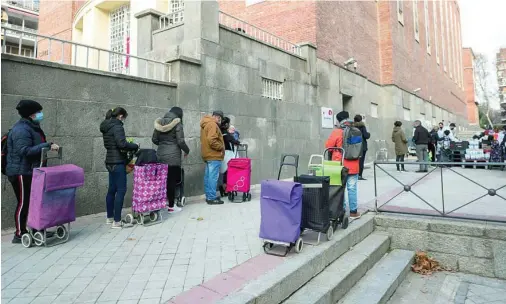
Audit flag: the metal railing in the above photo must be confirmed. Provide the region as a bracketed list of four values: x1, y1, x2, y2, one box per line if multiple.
[3, 23, 36, 39]
[218, 11, 302, 56]
[373, 161, 506, 222]
[4, 0, 39, 12]
[1, 27, 172, 83]
[159, 8, 185, 30]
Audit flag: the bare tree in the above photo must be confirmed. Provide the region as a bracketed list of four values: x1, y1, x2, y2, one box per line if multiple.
[474, 53, 500, 127]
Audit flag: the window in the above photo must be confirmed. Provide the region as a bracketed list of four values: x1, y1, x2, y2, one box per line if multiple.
[170, 0, 184, 24]
[397, 0, 404, 25]
[424, 0, 430, 54]
[433, 0, 439, 64]
[262, 78, 283, 100]
[109, 5, 130, 74]
[440, 0, 446, 72]
[370, 103, 378, 118]
[445, 0, 451, 77]
[6, 45, 33, 57]
[413, 0, 419, 41]
[403, 108, 411, 121]
[449, 4, 454, 80]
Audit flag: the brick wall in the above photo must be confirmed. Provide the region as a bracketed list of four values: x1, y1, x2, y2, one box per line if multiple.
[463, 48, 478, 124]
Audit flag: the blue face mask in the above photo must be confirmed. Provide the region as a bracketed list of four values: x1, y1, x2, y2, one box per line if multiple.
[33, 112, 44, 122]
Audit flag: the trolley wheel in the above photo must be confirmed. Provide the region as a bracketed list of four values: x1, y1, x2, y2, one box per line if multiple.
[341, 216, 349, 230]
[21, 233, 32, 248]
[56, 225, 67, 239]
[242, 193, 247, 202]
[295, 238, 303, 253]
[177, 197, 186, 208]
[124, 214, 134, 225]
[264, 242, 273, 249]
[247, 193, 252, 201]
[326, 225, 334, 241]
[149, 212, 158, 222]
[138, 214, 145, 225]
[33, 231, 45, 246]
[228, 192, 234, 202]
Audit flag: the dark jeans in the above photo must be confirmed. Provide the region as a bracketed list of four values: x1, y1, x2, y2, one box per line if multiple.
[359, 150, 367, 177]
[395, 155, 405, 171]
[9, 175, 33, 237]
[428, 143, 436, 162]
[106, 163, 127, 222]
[166, 165, 181, 208]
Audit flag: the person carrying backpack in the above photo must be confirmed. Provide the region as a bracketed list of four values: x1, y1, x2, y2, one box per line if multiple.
[325, 111, 362, 220]
[5, 100, 59, 244]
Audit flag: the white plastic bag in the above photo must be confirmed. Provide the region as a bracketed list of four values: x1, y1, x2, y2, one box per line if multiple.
[220, 148, 236, 174]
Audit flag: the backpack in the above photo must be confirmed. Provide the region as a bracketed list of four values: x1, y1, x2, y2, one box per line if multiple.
[1, 130, 10, 175]
[342, 126, 363, 160]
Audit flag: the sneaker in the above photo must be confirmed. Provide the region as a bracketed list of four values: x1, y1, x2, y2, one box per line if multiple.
[111, 222, 123, 229]
[106, 218, 114, 224]
[350, 211, 362, 220]
[206, 199, 224, 205]
[12, 235, 21, 244]
[168, 206, 182, 214]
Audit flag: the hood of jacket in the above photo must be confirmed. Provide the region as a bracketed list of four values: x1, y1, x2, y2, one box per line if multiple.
[353, 121, 366, 128]
[154, 112, 181, 133]
[393, 126, 402, 133]
[200, 115, 218, 129]
[100, 118, 122, 134]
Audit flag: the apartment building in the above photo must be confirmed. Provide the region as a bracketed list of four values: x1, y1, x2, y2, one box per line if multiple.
[498, 48, 506, 122]
[1, 0, 39, 57]
[462, 48, 479, 124]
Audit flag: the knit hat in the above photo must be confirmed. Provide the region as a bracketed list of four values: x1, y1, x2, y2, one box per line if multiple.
[16, 99, 42, 118]
[169, 106, 183, 120]
[335, 111, 349, 124]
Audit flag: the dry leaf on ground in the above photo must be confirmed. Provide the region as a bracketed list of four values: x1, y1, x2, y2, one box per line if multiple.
[411, 251, 449, 275]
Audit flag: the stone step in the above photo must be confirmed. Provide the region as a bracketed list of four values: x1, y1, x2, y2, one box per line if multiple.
[338, 249, 415, 304]
[283, 232, 390, 304]
[215, 214, 376, 304]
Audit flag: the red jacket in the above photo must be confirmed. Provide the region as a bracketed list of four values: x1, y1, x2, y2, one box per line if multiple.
[325, 128, 360, 175]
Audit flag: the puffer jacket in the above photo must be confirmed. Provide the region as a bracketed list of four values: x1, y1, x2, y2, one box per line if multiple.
[392, 126, 408, 156]
[6, 118, 51, 176]
[99, 118, 138, 164]
[200, 115, 224, 161]
[152, 112, 190, 166]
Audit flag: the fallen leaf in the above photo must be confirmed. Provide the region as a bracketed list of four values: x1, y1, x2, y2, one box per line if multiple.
[197, 217, 204, 221]
[127, 238, 136, 241]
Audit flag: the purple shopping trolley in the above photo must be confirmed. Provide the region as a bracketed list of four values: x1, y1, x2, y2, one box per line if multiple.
[260, 179, 304, 256]
[23, 148, 84, 248]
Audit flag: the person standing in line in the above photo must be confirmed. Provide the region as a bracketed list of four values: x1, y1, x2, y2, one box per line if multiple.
[152, 106, 190, 214]
[100, 107, 139, 228]
[200, 111, 225, 205]
[391, 121, 408, 172]
[352, 114, 370, 181]
[6, 100, 59, 243]
[428, 126, 439, 163]
[437, 122, 445, 139]
[413, 120, 430, 173]
[326, 111, 361, 220]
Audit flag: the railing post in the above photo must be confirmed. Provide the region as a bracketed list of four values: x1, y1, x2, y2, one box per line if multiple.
[18, 32, 23, 55]
[97, 50, 100, 70]
[440, 166, 445, 215]
[74, 44, 77, 66]
[34, 36, 37, 58]
[48, 39, 51, 60]
[86, 47, 89, 68]
[374, 163, 378, 211]
[61, 42, 64, 63]
[2, 28, 6, 52]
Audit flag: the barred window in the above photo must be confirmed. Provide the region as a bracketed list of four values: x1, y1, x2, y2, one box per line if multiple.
[109, 5, 130, 74]
[262, 78, 283, 100]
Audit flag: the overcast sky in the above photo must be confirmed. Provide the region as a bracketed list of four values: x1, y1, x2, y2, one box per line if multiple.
[460, 0, 506, 107]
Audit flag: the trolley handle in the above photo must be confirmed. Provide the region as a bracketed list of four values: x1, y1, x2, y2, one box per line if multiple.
[235, 143, 248, 158]
[278, 154, 299, 180]
[40, 147, 63, 167]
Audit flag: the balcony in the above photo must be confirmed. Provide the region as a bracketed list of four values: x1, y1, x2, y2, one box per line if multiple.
[3, 0, 39, 12]
[2, 23, 36, 41]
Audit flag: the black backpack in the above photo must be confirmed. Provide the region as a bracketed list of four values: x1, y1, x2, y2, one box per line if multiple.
[1, 130, 10, 175]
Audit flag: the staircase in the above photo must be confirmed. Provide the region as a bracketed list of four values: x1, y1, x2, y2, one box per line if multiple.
[217, 214, 415, 304]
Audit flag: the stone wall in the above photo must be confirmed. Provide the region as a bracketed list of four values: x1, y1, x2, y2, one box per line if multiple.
[374, 214, 506, 279]
[0, 55, 177, 229]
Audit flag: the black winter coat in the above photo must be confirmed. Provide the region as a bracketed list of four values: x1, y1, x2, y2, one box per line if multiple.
[100, 118, 138, 164]
[353, 121, 371, 151]
[152, 112, 190, 167]
[413, 125, 430, 145]
[6, 118, 51, 176]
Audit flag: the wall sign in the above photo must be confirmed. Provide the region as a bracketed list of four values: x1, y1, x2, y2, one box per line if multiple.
[321, 107, 334, 129]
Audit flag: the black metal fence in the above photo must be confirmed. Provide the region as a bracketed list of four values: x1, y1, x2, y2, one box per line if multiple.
[373, 161, 506, 223]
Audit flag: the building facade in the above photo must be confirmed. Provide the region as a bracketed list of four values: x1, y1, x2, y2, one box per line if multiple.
[497, 48, 506, 123]
[462, 48, 479, 124]
[1, 0, 39, 57]
[220, 0, 467, 124]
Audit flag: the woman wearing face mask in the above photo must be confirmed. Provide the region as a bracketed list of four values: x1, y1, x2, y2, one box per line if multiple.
[6, 100, 59, 244]
[100, 107, 139, 228]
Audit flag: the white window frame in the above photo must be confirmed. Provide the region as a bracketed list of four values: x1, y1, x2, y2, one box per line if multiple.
[433, 0, 439, 64]
[397, 0, 404, 25]
[413, 0, 419, 42]
[370, 103, 378, 118]
[424, 0, 430, 54]
[262, 78, 283, 100]
[109, 5, 130, 74]
[440, 0, 446, 72]
[403, 108, 411, 121]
